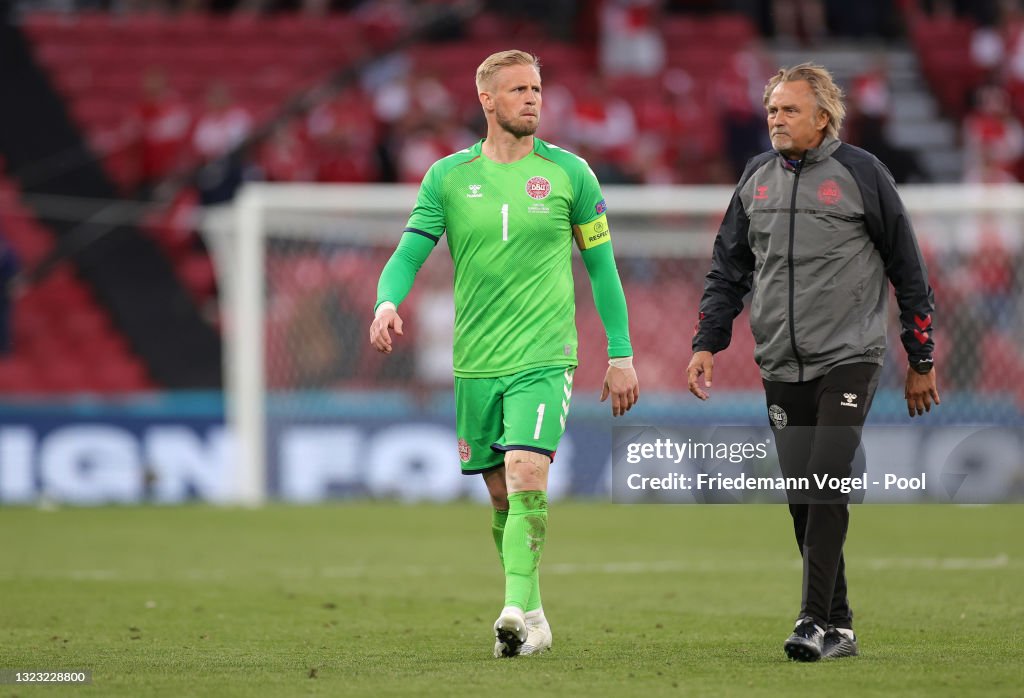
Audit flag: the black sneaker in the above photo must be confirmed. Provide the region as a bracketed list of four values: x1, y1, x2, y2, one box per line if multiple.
[784, 617, 825, 662]
[822, 626, 859, 658]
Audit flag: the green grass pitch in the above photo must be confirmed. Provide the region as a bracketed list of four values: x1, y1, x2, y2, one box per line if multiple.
[2, 503, 1022, 696]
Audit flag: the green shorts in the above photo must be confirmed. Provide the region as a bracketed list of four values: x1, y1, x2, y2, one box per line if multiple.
[455, 364, 576, 474]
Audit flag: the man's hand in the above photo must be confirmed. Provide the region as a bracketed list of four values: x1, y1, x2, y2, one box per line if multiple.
[905, 367, 940, 417]
[686, 351, 714, 400]
[369, 307, 403, 354]
[601, 365, 639, 417]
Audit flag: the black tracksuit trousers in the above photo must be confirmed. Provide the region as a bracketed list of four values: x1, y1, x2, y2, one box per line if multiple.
[763, 362, 882, 631]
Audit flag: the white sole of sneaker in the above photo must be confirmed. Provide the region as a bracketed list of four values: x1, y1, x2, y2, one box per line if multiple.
[493, 611, 527, 658]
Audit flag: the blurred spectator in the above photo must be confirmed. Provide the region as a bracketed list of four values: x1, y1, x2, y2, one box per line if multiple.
[771, 0, 826, 45]
[371, 68, 454, 127]
[192, 82, 253, 161]
[847, 61, 928, 182]
[572, 77, 638, 154]
[390, 87, 475, 183]
[577, 143, 637, 185]
[368, 65, 468, 182]
[850, 59, 891, 125]
[256, 122, 315, 182]
[600, 0, 666, 77]
[665, 74, 728, 184]
[618, 133, 677, 184]
[856, 118, 928, 182]
[132, 68, 192, 188]
[0, 233, 18, 356]
[306, 90, 379, 182]
[412, 70, 456, 122]
[192, 82, 254, 204]
[396, 126, 447, 183]
[970, 23, 1005, 83]
[715, 48, 772, 180]
[962, 85, 1024, 181]
[1001, 0, 1024, 109]
[534, 81, 577, 145]
[353, 0, 412, 45]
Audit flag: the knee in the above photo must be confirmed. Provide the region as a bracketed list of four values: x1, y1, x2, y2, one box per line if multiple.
[482, 469, 508, 510]
[504, 450, 550, 492]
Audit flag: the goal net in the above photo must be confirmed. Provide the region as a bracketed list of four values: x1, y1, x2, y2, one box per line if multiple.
[205, 183, 1024, 504]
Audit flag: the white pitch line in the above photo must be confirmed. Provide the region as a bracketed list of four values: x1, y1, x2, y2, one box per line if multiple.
[862, 554, 1010, 570]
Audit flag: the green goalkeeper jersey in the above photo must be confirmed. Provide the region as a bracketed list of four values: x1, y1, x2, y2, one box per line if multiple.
[383, 138, 627, 378]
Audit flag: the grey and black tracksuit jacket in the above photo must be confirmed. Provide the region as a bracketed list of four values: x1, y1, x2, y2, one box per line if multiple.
[693, 136, 935, 383]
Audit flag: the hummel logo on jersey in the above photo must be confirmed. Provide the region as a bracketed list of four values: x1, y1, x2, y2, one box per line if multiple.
[754, 185, 768, 200]
[841, 392, 858, 408]
[467, 184, 483, 198]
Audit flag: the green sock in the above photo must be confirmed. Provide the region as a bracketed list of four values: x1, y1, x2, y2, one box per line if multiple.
[493, 507, 542, 611]
[502, 491, 547, 611]
[491, 508, 508, 569]
[526, 569, 542, 613]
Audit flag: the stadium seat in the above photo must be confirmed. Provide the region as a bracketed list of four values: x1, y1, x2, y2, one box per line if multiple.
[0, 358, 39, 394]
[0, 167, 155, 393]
[704, 14, 756, 43]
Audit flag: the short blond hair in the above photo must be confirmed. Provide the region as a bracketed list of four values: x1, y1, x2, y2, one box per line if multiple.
[475, 50, 541, 92]
[763, 63, 846, 139]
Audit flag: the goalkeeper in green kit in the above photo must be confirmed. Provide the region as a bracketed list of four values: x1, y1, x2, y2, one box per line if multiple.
[370, 50, 640, 658]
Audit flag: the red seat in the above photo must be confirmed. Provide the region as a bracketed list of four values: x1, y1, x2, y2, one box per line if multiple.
[661, 16, 703, 45]
[0, 358, 39, 394]
[93, 358, 152, 392]
[704, 14, 757, 44]
[910, 17, 973, 52]
[63, 307, 111, 340]
[36, 359, 90, 393]
[178, 252, 217, 300]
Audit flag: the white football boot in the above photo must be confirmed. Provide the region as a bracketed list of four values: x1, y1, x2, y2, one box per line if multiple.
[492, 606, 528, 658]
[519, 608, 552, 655]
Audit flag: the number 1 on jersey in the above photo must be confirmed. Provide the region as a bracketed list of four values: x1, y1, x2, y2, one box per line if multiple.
[501, 203, 509, 242]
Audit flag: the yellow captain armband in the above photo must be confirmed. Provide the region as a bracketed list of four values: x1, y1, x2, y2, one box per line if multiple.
[573, 214, 611, 250]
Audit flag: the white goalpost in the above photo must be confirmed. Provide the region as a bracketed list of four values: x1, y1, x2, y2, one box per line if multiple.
[208, 183, 1024, 505]
[220, 184, 422, 505]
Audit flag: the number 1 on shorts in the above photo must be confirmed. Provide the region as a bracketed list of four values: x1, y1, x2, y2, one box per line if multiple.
[534, 403, 546, 439]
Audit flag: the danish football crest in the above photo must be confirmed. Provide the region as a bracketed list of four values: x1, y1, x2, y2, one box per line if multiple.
[526, 176, 551, 199]
[768, 404, 788, 429]
[817, 179, 841, 205]
[457, 438, 471, 462]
